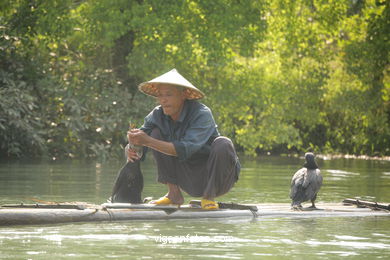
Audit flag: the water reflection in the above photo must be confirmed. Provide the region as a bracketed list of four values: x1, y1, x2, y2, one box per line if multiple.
[0, 156, 389, 259]
[1, 156, 389, 204]
[0, 216, 389, 259]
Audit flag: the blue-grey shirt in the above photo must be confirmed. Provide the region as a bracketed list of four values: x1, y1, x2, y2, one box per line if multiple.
[140, 100, 220, 162]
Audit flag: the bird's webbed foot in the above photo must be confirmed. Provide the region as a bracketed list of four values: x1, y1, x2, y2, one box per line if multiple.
[307, 202, 320, 210]
[291, 204, 303, 211]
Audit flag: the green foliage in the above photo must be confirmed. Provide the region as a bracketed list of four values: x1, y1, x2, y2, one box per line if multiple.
[0, 72, 44, 156]
[0, 21, 45, 157]
[0, 0, 389, 159]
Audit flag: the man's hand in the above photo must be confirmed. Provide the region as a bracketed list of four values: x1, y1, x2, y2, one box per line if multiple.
[126, 129, 146, 162]
[128, 128, 178, 157]
[126, 146, 141, 162]
[127, 129, 150, 146]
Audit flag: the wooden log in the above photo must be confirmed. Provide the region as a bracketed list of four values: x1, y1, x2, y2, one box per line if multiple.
[342, 198, 390, 210]
[1, 203, 87, 210]
[101, 202, 258, 215]
[0, 202, 388, 226]
[101, 203, 183, 210]
[0, 207, 255, 226]
[101, 203, 193, 214]
[102, 201, 258, 211]
[189, 200, 258, 212]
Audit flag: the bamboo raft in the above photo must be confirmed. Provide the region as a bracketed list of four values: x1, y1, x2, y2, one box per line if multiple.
[0, 199, 388, 226]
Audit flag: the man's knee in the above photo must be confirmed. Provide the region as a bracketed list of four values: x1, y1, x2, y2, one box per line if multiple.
[212, 136, 234, 152]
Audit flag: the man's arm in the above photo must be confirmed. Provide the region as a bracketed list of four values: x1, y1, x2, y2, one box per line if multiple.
[128, 129, 177, 156]
[145, 136, 177, 156]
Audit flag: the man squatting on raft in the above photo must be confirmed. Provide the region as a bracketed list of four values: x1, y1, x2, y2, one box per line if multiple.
[115, 69, 240, 210]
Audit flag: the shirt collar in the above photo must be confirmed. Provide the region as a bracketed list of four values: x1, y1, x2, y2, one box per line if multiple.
[177, 100, 190, 123]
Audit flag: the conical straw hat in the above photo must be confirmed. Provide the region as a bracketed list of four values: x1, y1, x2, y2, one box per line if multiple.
[138, 69, 205, 100]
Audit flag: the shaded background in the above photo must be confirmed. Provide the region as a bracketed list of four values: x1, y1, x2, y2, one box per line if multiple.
[1, 0, 389, 160]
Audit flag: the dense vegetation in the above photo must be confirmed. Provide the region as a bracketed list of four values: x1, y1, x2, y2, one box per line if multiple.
[0, 0, 389, 160]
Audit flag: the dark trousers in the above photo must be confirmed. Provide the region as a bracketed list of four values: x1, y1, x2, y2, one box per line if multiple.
[151, 129, 240, 198]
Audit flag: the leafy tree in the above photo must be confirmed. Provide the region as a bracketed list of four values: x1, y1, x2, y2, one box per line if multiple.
[0, 0, 389, 159]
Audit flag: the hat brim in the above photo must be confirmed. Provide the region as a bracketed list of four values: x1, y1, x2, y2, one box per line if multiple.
[138, 69, 205, 100]
[138, 82, 205, 100]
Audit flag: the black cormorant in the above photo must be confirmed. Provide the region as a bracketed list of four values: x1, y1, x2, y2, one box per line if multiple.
[290, 152, 322, 209]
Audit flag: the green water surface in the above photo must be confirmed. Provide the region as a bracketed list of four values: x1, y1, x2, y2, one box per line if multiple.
[0, 155, 389, 259]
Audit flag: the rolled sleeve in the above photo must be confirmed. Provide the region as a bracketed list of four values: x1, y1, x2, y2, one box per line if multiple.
[172, 140, 187, 161]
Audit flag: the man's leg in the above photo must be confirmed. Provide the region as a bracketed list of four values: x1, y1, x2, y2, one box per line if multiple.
[150, 130, 240, 207]
[202, 137, 240, 202]
[150, 128, 184, 205]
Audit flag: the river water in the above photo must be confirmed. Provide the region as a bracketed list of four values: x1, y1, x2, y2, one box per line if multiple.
[0, 155, 389, 259]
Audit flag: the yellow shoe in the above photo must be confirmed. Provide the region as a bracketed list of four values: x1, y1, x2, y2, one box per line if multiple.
[201, 199, 219, 210]
[150, 197, 173, 205]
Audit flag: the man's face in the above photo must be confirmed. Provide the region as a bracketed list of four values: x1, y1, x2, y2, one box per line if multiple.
[156, 84, 186, 121]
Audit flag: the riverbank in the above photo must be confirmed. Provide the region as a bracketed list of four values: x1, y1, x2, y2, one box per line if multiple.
[317, 154, 390, 161]
[257, 152, 390, 161]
